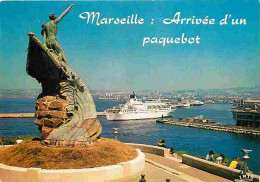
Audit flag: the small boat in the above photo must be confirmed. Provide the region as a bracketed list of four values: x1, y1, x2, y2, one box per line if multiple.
[182, 102, 191, 107]
[190, 100, 205, 106]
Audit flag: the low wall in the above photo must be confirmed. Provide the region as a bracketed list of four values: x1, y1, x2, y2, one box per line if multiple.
[0, 149, 145, 182]
[127, 143, 172, 157]
[0, 145, 12, 151]
[182, 154, 260, 182]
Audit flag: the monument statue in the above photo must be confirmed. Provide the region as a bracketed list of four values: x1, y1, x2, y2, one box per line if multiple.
[41, 4, 73, 65]
[26, 4, 102, 146]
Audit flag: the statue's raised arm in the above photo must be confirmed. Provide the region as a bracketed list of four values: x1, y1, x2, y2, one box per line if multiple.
[55, 4, 74, 24]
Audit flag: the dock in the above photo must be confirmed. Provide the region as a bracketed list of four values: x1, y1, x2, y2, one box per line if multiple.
[0, 112, 106, 118]
[157, 119, 260, 137]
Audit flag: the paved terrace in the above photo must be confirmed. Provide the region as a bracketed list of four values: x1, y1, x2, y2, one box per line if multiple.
[2, 144, 258, 182]
[111, 153, 231, 182]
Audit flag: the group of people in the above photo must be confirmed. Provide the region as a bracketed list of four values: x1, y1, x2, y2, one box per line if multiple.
[206, 151, 227, 165]
[205, 150, 250, 172]
[156, 143, 251, 173]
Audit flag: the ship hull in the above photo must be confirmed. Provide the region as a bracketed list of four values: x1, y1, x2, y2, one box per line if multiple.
[106, 110, 174, 121]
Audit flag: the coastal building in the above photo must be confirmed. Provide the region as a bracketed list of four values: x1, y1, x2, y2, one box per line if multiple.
[232, 99, 260, 128]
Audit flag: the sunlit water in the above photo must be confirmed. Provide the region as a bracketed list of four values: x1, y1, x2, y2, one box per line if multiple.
[0, 98, 259, 174]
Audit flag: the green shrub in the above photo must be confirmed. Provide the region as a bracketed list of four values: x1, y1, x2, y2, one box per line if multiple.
[175, 150, 188, 156]
[194, 154, 205, 159]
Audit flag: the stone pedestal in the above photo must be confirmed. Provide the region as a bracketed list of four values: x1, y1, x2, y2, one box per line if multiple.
[26, 33, 102, 146]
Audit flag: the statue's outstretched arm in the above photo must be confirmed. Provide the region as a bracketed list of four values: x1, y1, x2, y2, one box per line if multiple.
[55, 4, 74, 24]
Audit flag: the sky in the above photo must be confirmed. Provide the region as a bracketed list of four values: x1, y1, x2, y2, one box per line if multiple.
[0, 0, 259, 92]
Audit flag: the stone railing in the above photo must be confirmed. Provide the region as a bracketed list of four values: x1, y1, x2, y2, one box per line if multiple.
[127, 143, 172, 157]
[182, 154, 260, 182]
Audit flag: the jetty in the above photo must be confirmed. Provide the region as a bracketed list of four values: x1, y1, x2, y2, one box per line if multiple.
[0, 112, 106, 118]
[157, 119, 260, 137]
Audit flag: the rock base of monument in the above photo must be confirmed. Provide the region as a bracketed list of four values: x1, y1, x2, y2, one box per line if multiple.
[43, 138, 98, 147]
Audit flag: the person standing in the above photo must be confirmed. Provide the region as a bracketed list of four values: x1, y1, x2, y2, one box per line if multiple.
[216, 154, 226, 165]
[206, 150, 215, 162]
[16, 136, 23, 144]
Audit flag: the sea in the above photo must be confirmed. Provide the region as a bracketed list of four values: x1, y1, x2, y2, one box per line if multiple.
[0, 98, 259, 174]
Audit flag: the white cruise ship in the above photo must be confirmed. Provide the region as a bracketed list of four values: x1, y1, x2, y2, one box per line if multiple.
[105, 93, 175, 121]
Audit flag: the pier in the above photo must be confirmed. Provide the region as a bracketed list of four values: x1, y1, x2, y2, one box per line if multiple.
[157, 119, 260, 137]
[0, 112, 106, 118]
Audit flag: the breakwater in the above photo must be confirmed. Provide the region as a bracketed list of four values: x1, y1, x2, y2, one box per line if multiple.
[157, 119, 260, 137]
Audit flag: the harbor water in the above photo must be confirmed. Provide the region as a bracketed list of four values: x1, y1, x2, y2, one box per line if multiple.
[0, 98, 259, 174]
